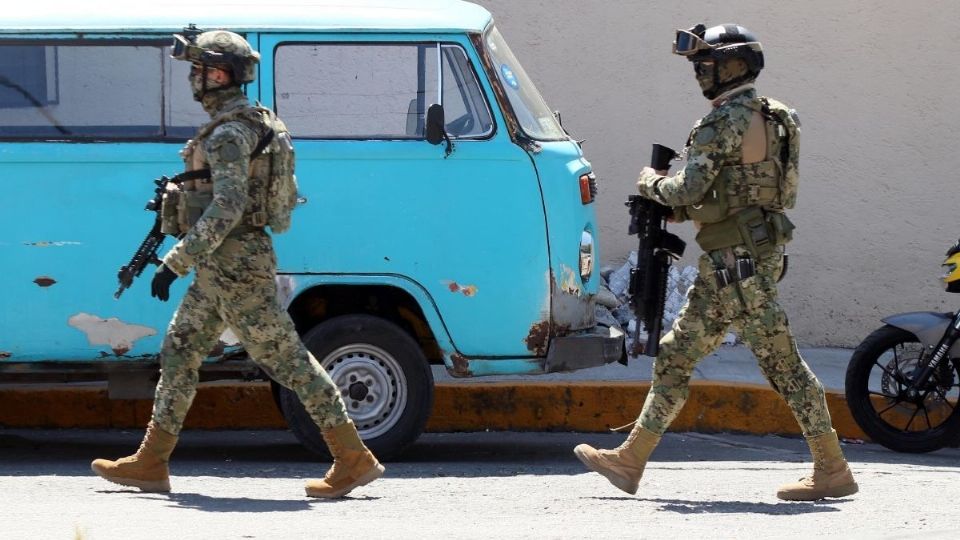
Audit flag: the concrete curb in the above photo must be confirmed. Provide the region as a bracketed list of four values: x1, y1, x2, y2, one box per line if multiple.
[0, 381, 867, 440]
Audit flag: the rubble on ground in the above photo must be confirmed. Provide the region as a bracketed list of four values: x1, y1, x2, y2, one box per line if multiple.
[596, 251, 737, 353]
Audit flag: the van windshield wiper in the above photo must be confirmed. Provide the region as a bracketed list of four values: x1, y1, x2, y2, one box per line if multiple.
[0, 75, 70, 135]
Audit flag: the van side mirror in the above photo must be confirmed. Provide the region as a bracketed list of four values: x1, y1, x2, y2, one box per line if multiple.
[426, 103, 453, 157]
[425, 103, 446, 145]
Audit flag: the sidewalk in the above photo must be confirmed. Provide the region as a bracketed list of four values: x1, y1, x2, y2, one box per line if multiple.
[435, 345, 852, 392]
[425, 345, 863, 439]
[0, 346, 866, 440]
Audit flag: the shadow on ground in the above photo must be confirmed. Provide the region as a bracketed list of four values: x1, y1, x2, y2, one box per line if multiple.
[634, 497, 850, 515]
[1, 429, 957, 480]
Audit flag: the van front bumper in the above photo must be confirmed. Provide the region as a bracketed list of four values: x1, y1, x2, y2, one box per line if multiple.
[544, 324, 625, 373]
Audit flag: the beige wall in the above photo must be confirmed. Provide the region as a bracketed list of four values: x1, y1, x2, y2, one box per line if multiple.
[474, 0, 960, 347]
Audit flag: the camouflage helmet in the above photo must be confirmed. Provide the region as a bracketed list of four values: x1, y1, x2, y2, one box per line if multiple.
[673, 23, 764, 99]
[172, 27, 260, 83]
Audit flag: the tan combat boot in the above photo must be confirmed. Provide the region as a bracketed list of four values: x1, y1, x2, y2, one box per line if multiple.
[777, 429, 859, 501]
[90, 422, 177, 492]
[305, 420, 384, 499]
[573, 424, 661, 495]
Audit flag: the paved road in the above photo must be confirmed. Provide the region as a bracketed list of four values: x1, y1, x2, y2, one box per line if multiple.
[2, 429, 957, 539]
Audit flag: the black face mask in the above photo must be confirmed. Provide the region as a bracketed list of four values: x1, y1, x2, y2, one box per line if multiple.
[693, 60, 717, 98]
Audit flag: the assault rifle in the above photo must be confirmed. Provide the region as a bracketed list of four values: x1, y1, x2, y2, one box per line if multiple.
[114, 176, 173, 299]
[626, 144, 687, 356]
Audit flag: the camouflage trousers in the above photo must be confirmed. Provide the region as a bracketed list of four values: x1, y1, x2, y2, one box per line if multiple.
[151, 232, 348, 435]
[637, 247, 833, 437]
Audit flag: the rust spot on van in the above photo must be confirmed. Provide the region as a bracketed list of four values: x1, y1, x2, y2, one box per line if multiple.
[450, 353, 472, 377]
[111, 346, 130, 356]
[33, 276, 57, 287]
[0, 352, 11, 360]
[525, 321, 550, 356]
[445, 281, 478, 297]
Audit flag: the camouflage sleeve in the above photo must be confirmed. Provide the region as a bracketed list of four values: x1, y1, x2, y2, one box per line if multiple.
[162, 122, 255, 275]
[636, 113, 741, 208]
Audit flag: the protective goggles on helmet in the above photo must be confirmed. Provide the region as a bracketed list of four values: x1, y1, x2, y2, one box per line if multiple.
[673, 25, 711, 56]
[171, 33, 203, 62]
[171, 32, 243, 71]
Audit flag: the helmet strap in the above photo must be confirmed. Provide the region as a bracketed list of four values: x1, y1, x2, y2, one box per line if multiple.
[711, 61, 721, 98]
[194, 63, 243, 101]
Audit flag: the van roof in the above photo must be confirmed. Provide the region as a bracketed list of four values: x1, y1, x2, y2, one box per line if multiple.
[0, 0, 494, 34]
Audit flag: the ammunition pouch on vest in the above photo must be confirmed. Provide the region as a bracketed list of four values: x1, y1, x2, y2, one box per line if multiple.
[696, 207, 795, 259]
[159, 169, 214, 236]
[685, 161, 781, 224]
[160, 189, 181, 236]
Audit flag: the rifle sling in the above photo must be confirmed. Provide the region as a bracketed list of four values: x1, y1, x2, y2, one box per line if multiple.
[170, 128, 276, 184]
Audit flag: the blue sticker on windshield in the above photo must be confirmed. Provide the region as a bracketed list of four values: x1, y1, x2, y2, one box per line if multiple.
[500, 64, 519, 89]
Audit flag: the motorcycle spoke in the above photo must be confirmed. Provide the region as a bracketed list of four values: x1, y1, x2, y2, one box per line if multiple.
[868, 390, 897, 399]
[921, 402, 933, 430]
[876, 400, 906, 417]
[874, 361, 906, 387]
[893, 347, 904, 387]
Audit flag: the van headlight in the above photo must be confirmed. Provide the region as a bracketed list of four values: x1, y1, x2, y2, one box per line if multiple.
[580, 230, 595, 282]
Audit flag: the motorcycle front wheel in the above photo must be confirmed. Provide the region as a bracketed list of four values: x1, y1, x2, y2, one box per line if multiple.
[846, 325, 960, 453]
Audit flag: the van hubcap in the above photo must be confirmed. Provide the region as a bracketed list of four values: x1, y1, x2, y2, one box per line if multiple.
[321, 344, 407, 439]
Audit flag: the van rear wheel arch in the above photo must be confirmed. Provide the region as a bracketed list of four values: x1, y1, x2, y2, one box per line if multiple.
[286, 283, 444, 364]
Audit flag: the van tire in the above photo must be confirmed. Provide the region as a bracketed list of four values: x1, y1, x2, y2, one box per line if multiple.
[277, 314, 434, 462]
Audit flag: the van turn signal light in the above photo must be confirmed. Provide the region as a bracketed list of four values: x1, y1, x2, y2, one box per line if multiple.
[579, 173, 597, 205]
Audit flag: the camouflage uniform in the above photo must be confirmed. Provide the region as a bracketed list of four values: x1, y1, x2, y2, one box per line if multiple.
[91, 30, 381, 499]
[635, 87, 832, 438]
[151, 87, 348, 435]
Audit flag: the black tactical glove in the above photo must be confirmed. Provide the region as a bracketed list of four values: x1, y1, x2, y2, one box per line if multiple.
[150, 264, 178, 302]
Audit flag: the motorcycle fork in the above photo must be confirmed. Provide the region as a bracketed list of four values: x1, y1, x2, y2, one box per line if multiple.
[907, 310, 960, 400]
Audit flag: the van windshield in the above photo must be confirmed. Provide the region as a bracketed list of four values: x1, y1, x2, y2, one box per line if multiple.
[484, 26, 566, 142]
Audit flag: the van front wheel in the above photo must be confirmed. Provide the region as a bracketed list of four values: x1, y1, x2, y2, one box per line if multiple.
[276, 314, 434, 461]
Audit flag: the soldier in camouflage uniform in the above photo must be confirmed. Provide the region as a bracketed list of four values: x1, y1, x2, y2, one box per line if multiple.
[575, 24, 858, 501]
[92, 29, 383, 499]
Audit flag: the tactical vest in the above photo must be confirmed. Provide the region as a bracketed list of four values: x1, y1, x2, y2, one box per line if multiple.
[683, 96, 801, 258]
[160, 105, 297, 237]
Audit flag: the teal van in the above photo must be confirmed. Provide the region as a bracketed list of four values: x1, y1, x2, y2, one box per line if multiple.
[0, 0, 623, 458]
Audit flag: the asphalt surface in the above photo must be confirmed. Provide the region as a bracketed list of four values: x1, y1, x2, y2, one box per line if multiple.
[2, 428, 958, 539]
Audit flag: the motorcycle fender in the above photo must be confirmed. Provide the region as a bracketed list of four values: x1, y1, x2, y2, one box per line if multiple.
[882, 311, 954, 352]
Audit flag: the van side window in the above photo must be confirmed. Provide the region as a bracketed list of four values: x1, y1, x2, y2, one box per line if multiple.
[440, 45, 493, 138]
[275, 43, 492, 140]
[0, 41, 205, 140]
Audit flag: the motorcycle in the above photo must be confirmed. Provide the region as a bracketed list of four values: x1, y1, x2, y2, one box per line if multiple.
[845, 241, 960, 453]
